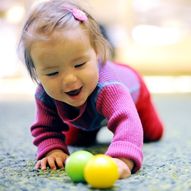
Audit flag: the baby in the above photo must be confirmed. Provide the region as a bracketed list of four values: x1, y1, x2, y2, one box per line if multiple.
[18, 0, 164, 179]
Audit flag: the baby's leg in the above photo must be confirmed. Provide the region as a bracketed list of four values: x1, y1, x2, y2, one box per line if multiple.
[136, 75, 164, 142]
[64, 125, 99, 146]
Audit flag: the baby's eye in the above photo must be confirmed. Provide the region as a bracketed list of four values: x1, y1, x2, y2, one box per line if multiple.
[75, 62, 85, 68]
[46, 72, 59, 76]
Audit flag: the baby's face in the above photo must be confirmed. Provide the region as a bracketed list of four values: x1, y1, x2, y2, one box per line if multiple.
[30, 27, 99, 107]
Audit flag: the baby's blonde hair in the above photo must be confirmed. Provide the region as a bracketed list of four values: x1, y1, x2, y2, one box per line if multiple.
[18, 0, 111, 82]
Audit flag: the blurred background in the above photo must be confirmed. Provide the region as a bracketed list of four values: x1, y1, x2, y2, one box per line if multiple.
[0, 0, 191, 99]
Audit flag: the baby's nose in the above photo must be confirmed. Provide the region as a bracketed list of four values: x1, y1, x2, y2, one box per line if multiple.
[62, 73, 78, 89]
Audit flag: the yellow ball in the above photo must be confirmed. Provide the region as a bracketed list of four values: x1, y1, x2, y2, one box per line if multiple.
[84, 154, 119, 189]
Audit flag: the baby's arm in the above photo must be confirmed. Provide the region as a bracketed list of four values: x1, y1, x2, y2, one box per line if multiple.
[32, 86, 69, 169]
[96, 84, 143, 176]
[35, 149, 69, 170]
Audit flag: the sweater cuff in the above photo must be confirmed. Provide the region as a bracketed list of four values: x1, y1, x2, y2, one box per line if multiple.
[37, 138, 69, 160]
[105, 141, 143, 173]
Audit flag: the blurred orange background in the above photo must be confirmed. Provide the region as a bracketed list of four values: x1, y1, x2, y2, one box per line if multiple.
[0, 0, 191, 97]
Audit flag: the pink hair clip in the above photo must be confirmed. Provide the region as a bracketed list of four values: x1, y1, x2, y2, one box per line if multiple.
[65, 7, 88, 22]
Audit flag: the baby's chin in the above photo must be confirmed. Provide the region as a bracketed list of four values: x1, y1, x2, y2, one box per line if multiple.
[69, 101, 87, 108]
[48, 91, 88, 108]
[58, 98, 87, 108]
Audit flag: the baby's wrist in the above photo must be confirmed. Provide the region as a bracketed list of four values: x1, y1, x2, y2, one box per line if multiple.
[118, 158, 134, 171]
[46, 149, 66, 156]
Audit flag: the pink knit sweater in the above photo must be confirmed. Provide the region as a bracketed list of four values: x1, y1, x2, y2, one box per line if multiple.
[31, 61, 143, 172]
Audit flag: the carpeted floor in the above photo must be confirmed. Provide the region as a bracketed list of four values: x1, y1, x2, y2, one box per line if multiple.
[0, 94, 191, 191]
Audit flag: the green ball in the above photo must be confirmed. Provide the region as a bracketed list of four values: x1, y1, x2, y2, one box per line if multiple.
[65, 150, 93, 182]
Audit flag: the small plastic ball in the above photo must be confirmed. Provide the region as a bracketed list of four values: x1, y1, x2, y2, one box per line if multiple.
[84, 154, 119, 188]
[65, 150, 93, 182]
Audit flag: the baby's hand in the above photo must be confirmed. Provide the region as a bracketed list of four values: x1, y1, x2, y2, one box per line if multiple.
[35, 149, 69, 170]
[112, 158, 134, 179]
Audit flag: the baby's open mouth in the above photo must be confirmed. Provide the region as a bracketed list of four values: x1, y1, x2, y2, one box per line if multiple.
[65, 87, 82, 96]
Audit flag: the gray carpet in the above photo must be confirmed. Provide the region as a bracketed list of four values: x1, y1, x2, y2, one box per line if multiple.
[0, 94, 191, 191]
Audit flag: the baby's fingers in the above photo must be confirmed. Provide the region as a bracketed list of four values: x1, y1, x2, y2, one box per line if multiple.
[35, 156, 65, 170]
[35, 160, 41, 169]
[55, 158, 64, 169]
[40, 158, 49, 170]
[35, 158, 48, 170]
[47, 157, 57, 170]
[112, 158, 131, 179]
